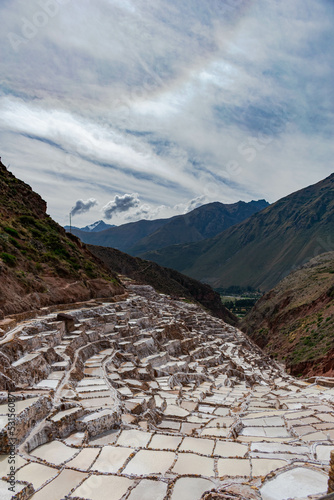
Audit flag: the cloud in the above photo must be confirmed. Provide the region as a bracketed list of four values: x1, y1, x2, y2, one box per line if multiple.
[103, 193, 140, 219]
[0, 0, 333, 226]
[71, 198, 98, 216]
[124, 195, 209, 222]
[184, 195, 207, 213]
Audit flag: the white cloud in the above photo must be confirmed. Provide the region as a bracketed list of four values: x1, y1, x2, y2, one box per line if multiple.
[103, 193, 140, 219]
[71, 198, 97, 217]
[0, 0, 333, 226]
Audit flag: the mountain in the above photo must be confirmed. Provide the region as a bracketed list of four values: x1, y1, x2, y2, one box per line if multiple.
[241, 252, 334, 376]
[88, 244, 238, 326]
[141, 174, 334, 292]
[0, 161, 124, 316]
[128, 200, 269, 255]
[64, 220, 115, 233]
[67, 200, 269, 255]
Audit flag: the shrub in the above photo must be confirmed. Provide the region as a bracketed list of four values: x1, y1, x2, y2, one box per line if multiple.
[18, 215, 36, 226]
[4, 227, 19, 238]
[9, 237, 21, 248]
[1, 252, 17, 267]
[35, 262, 43, 273]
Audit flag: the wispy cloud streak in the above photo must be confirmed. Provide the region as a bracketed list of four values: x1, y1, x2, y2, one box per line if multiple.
[0, 0, 332, 225]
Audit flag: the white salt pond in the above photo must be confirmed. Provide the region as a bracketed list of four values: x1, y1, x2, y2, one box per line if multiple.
[16, 462, 59, 489]
[91, 446, 133, 473]
[31, 440, 78, 464]
[172, 453, 215, 476]
[241, 427, 290, 438]
[214, 441, 248, 457]
[179, 436, 215, 455]
[148, 434, 182, 450]
[0, 455, 27, 476]
[116, 429, 152, 448]
[89, 429, 119, 445]
[0, 396, 40, 415]
[30, 470, 87, 499]
[251, 458, 287, 476]
[64, 432, 86, 446]
[171, 477, 215, 500]
[218, 458, 250, 477]
[316, 444, 334, 462]
[164, 404, 190, 418]
[123, 449, 175, 475]
[260, 467, 328, 500]
[50, 407, 80, 422]
[77, 385, 109, 393]
[77, 378, 106, 386]
[70, 474, 133, 500]
[66, 447, 100, 470]
[0, 478, 27, 500]
[35, 379, 59, 390]
[127, 479, 168, 500]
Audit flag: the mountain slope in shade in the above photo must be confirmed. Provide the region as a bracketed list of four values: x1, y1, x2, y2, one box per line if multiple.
[128, 200, 269, 255]
[0, 161, 123, 316]
[241, 252, 334, 376]
[67, 218, 169, 253]
[88, 244, 238, 326]
[141, 174, 334, 292]
[64, 220, 115, 233]
[66, 200, 269, 255]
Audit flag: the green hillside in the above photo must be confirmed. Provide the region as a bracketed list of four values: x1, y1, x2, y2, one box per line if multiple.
[241, 252, 334, 376]
[0, 161, 123, 316]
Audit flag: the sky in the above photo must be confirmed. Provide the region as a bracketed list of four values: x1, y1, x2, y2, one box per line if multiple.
[0, 0, 333, 227]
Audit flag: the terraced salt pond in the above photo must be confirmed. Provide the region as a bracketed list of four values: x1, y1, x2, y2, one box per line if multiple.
[0, 282, 333, 499]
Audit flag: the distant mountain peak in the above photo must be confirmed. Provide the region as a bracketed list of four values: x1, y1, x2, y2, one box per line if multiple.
[64, 220, 115, 233]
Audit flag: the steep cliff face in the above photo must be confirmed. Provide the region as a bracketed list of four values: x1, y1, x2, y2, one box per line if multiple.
[241, 252, 334, 376]
[0, 161, 124, 317]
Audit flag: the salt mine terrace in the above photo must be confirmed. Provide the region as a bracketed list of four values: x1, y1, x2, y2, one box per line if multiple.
[0, 281, 333, 500]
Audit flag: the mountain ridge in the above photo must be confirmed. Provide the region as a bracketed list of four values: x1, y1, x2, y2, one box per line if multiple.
[66, 199, 269, 255]
[141, 174, 334, 292]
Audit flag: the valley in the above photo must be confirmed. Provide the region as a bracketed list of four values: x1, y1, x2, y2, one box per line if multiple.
[0, 161, 333, 499]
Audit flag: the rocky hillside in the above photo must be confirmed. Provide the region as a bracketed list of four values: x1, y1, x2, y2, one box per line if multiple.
[88, 244, 238, 326]
[241, 252, 334, 376]
[0, 161, 124, 317]
[69, 200, 269, 255]
[142, 174, 334, 292]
